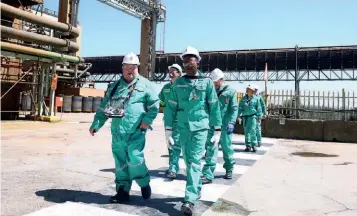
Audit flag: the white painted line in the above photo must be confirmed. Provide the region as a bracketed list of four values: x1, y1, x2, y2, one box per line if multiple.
[127, 177, 229, 203]
[23, 201, 134, 216]
[178, 159, 249, 175]
[220, 151, 262, 160]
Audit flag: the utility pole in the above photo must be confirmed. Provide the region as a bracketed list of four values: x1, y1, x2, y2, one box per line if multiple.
[294, 45, 300, 119]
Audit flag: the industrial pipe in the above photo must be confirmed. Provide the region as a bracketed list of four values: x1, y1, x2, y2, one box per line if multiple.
[0, 2, 80, 38]
[1, 41, 83, 63]
[1, 26, 79, 51]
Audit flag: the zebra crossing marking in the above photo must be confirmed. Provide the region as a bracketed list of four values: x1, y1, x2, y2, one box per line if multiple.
[27, 137, 275, 216]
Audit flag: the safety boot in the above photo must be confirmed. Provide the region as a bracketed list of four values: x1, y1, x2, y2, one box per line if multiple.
[244, 146, 251, 152]
[225, 171, 233, 179]
[141, 184, 151, 200]
[109, 186, 130, 203]
[167, 171, 177, 179]
[252, 146, 257, 152]
[181, 201, 194, 215]
[201, 176, 212, 184]
[257, 143, 261, 147]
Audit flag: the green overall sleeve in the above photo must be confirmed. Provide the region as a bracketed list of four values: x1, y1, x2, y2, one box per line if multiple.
[256, 97, 263, 119]
[90, 82, 116, 131]
[260, 96, 267, 115]
[142, 85, 160, 126]
[164, 84, 178, 129]
[237, 96, 245, 118]
[229, 91, 239, 125]
[159, 86, 165, 107]
[206, 79, 222, 129]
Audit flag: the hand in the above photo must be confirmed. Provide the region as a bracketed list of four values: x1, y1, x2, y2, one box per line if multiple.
[262, 115, 267, 120]
[140, 121, 149, 129]
[226, 124, 234, 135]
[165, 130, 174, 150]
[89, 128, 96, 136]
[210, 130, 221, 145]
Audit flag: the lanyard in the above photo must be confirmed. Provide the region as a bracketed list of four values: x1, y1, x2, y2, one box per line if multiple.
[217, 85, 229, 97]
[109, 79, 138, 108]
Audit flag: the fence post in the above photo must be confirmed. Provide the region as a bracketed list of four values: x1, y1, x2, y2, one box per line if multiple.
[342, 88, 346, 121]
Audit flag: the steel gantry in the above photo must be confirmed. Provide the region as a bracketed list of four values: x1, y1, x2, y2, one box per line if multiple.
[83, 45, 357, 83]
[97, 0, 166, 79]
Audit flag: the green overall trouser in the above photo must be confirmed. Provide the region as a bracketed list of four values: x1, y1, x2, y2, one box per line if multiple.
[202, 128, 235, 180]
[256, 121, 262, 144]
[112, 129, 150, 192]
[243, 115, 258, 147]
[168, 122, 181, 173]
[180, 129, 208, 204]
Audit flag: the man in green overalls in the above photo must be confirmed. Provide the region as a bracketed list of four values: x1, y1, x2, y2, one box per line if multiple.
[252, 84, 267, 147]
[164, 46, 222, 215]
[237, 85, 262, 153]
[159, 64, 182, 179]
[201, 68, 238, 184]
[89, 52, 159, 203]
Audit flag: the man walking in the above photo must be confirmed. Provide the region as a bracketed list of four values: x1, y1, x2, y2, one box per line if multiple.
[159, 64, 182, 179]
[164, 46, 222, 215]
[237, 85, 262, 153]
[201, 68, 238, 184]
[253, 84, 267, 147]
[89, 52, 159, 203]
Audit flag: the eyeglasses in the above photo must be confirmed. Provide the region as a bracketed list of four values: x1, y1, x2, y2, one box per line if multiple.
[123, 64, 138, 70]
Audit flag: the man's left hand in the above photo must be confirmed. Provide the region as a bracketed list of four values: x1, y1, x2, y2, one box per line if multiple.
[140, 121, 149, 129]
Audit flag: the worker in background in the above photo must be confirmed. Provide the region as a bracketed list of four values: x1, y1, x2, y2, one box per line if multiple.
[159, 64, 182, 179]
[253, 84, 267, 147]
[164, 46, 222, 215]
[201, 68, 238, 184]
[89, 52, 159, 203]
[237, 85, 262, 153]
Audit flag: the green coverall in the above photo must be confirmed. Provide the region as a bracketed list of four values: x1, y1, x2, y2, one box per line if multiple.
[164, 72, 222, 204]
[256, 95, 267, 144]
[237, 94, 262, 147]
[159, 82, 181, 174]
[202, 85, 238, 180]
[90, 75, 159, 193]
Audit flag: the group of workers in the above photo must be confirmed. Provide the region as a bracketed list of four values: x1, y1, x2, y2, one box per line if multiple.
[89, 46, 267, 216]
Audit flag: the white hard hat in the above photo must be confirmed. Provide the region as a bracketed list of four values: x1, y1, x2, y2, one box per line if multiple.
[180, 46, 201, 62]
[122, 52, 140, 65]
[168, 64, 182, 74]
[246, 84, 255, 91]
[210, 68, 224, 82]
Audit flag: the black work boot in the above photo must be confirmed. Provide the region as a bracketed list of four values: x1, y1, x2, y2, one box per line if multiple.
[244, 146, 251, 152]
[109, 186, 130, 203]
[201, 176, 212, 184]
[181, 201, 194, 215]
[257, 142, 261, 147]
[167, 171, 177, 179]
[225, 171, 233, 179]
[252, 146, 257, 152]
[141, 184, 151, 200]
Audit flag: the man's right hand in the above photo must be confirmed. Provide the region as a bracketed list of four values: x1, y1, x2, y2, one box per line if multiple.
[89, 128, 96, 136]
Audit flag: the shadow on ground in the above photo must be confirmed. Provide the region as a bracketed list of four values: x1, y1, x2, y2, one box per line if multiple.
[35, 189, 184, 215]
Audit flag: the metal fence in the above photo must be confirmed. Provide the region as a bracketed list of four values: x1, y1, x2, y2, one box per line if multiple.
[264, 89, 357, 121]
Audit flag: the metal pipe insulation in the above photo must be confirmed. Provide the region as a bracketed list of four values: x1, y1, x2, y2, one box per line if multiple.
[1, 41, 83, 63]
[1, 26, 79, 51]
[0, 2, 80, 38]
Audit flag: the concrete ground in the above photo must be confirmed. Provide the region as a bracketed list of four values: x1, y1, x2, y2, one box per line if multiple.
[1, 113, 356, 216]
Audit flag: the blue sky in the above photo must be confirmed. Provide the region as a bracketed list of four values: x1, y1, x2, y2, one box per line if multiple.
[44, 0, 357, 92]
